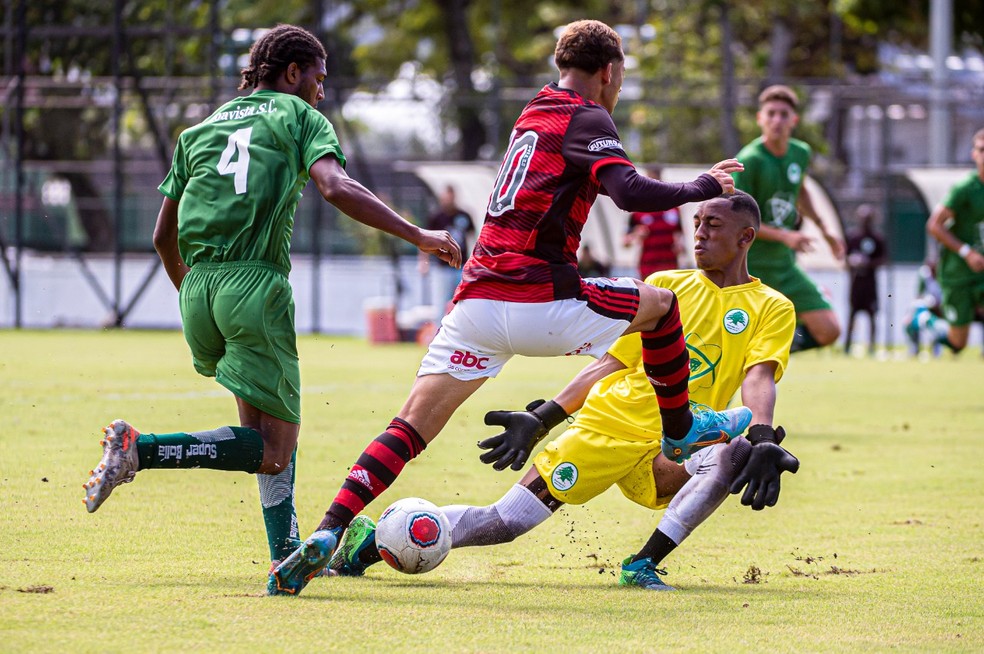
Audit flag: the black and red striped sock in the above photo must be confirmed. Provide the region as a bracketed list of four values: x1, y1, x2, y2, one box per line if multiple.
[641, 294, 692, 440]
[318, 417, 426, 531]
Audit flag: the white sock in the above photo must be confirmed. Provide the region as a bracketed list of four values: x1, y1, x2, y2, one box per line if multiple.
[659, 438, 751, 544]
[442, 484, 553, 548]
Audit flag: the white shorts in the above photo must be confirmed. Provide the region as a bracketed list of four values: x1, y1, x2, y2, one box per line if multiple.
[417, 277, 640, 381]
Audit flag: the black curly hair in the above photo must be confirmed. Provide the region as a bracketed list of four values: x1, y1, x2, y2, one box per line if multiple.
[239, 24, 327, 91]
[720, 189, 761, 229]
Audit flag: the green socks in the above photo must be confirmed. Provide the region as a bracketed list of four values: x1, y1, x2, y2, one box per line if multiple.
[133, 425, 300, 561]
[136, 426, 264, 472]
[258, 449, 300, 561]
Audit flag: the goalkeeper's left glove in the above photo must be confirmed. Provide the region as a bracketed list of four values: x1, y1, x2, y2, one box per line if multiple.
[728, 425, 800, 511]
[478, 399, 568, 471]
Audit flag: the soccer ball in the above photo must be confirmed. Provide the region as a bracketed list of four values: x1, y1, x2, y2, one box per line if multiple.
[375, 497, 452, 574]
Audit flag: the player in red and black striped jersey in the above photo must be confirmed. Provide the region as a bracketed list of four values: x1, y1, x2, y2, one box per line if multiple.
[273, 19, 749, 596]
[626, 206, 684, 277]
[456, 83, 702, 305]
[624, 166, 684, 278]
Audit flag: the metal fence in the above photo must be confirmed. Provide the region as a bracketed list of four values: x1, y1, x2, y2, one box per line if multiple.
[2, 6, 983, 339]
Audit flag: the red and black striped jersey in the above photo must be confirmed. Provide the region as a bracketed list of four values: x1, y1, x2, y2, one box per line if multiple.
[454, 83, 634, 303]
[629, 208, 683, 278]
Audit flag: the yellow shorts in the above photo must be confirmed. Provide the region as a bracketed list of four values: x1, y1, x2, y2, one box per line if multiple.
[533, 424, 672, 511]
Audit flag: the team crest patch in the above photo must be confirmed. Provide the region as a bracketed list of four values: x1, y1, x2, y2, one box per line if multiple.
[724, 309, 749, 334]
[787, 162, 802, 184]
[767, 196, 797, 227]
[551, 462, 578, 492]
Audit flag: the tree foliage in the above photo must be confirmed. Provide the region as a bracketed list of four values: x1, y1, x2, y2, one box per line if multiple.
[8, 1, 984, 173]
[12, 0, 984, 164]
[334, 0, 983, 163]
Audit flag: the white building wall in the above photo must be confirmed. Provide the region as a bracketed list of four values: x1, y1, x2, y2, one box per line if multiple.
[3, 251, 979, 351]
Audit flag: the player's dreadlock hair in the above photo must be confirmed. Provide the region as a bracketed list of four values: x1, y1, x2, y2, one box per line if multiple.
[554, 20, 623, 74]
[239, 24, 327, 91]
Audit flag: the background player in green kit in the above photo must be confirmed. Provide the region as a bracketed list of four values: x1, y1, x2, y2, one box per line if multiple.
[732, 85, 845, 352]
[926, 128, 984, 352]
[81, 25, 461, 579]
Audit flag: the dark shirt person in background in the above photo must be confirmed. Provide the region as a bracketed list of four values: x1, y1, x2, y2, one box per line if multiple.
[420, 185, 475, 314]
[844, 204, 887, 356]
[623, 165, 683, 278]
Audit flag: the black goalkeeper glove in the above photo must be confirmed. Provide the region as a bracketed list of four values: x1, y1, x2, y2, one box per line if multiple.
[728, 425, 800, 511]
[478, 399, 568, 471]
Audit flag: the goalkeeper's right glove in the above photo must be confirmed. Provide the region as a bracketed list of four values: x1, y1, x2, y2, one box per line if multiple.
[728, 425, 800, 511]
[478, 399, 568, 472]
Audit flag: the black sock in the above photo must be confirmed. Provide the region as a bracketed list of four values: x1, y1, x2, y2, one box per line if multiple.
[632, 529, 677, 565]
[359, 542, 383, 566]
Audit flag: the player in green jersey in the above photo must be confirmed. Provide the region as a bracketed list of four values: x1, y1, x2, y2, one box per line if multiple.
[732, 85, 845, 352]
[82, 25, 461, 579]
[926, 127, 984, 352]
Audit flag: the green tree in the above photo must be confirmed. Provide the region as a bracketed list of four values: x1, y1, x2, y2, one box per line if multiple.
[332, 0, 640, 158]
[5, 0, 322, 250]
[8, 0, 984, 250]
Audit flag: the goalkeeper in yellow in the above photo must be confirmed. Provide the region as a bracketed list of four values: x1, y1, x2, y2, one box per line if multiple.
[328, 190, 800, 590]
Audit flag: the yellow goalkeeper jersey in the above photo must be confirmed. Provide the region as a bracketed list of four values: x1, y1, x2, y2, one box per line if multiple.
[574, 269, 795, 442]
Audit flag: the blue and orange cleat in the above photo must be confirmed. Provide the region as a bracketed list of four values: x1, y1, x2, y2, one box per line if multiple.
[267, 529, 339, 596]
[661, 403, 752, 463]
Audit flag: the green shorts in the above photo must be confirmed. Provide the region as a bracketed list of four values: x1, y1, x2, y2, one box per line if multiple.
[750, 264, 832, 314]
[179, 261, 300, 424]
[941, 275, 984, 326]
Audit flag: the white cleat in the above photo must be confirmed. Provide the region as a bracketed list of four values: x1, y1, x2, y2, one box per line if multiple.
[83, 419, 140, 513]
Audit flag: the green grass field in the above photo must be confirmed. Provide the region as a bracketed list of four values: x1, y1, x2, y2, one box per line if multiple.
[1, 330, 981, 653]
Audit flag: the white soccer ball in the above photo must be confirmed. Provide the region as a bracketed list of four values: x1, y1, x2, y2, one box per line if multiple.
[375, 497, 452, 574]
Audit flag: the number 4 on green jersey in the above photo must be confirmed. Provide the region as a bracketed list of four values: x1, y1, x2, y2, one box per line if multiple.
[217, 127, 253, 194]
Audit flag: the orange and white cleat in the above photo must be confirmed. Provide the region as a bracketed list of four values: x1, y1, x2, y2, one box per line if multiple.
[83, 419, 140, 513]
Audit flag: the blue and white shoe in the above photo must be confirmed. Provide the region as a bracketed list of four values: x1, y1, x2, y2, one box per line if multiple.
[267, 529, 339, 596]
[661, 403, 752, 463]
[328, 516, 378, 577]
[618, 556, 675, 591]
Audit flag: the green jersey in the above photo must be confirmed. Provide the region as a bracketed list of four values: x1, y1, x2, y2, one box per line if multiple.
[733, 136, 812, 271]
[939, 171, 984, 285]
[159, 90, 345, 271]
